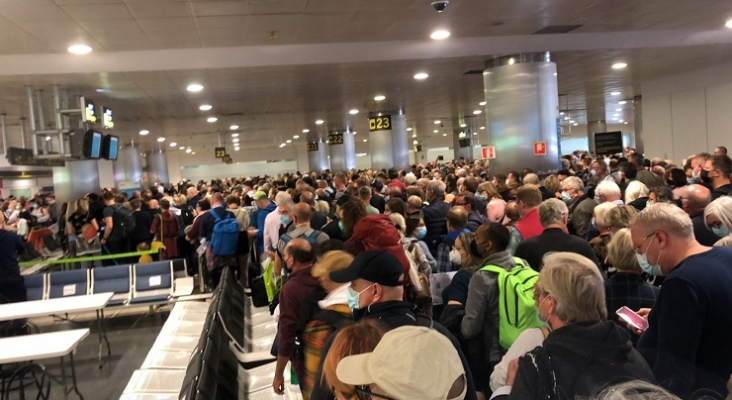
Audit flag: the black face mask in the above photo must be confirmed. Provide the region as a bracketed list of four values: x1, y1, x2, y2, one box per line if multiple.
[700, 170, 712, 184]
[470, 240, 484, 259]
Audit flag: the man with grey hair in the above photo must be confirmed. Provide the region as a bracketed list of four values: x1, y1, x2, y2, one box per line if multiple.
[524, 173, 554, 201]
[595, 181, 624, 205]
[561, 176, 597, 239]
[514, 199, 599, 271]
[630, 203, 732, 398]
[423, 180, 450, 256]
[679, 184, 719, 246]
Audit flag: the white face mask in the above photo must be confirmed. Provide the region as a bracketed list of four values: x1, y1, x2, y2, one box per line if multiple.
[449, 248, 462, 265]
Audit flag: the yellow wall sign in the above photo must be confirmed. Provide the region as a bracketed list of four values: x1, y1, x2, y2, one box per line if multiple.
[307, 142, 319, 152]
[368, 115, 391, 132]
[327, 133, 343, 145]
[214, 147, 226, 158]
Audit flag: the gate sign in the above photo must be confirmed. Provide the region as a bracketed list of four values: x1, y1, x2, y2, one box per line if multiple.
[533, 142, 547, 156]
[214, 147, 226, 158]
[368, 115, 392, 132]
[481, 146, 496, 159]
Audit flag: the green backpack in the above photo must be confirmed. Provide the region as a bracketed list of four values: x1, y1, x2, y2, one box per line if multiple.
[480, 257, 543, 350]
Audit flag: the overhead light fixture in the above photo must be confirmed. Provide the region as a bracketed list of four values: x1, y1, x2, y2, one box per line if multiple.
[611, 91, 621, 96]
[170, 142, 177, 147]
[363, 139, 368, 142]
[508, 58, 515, 65]
[293, 135, 300, 139]
[616, 108, 622, 112]
[187, 83, 204, 92]
[460, 124, 467, 128]
[480, 126, 485, 130]
[430, 30, 450, 40]
[179, 146, 185, 150]
[613, 114, 620, 117]
[157, 137, 165, 142]
[414, 72, 429, 80]
[407, 127, 413, 131]
[229, 125, 239, 130]
[564, 117, 570, 121]
[139, 130, 149, 136]
[573, 123, 579, 126]
[624, 122, 629, 125]
[45, 136, 51, 141]
[412, 134, 417, 138]
[199, 104, 212, 111]
[612, 118, 618, 121]
[95, 88, 108, 93]
[570, 120, 576, 123]
[191, 152, 196, 155]
[279, 143, 286, 148]
[618, 101, 627, 105]
[473, 110, 482, 115]
[352, 131, 357, 134]
[286, 140, 292, 143]
[726, 19, 732, 28]
[374, 95, 386, 101]
[68, 44, 92, 54]
[433, 129, 439, 133]
[207, 117, 218, 123]
[302, 129, 310, 133]
[232, 138, 240, 143]
[185, 148, 192, 153]
[413, 140, 419, 145]
[559, 112, 565, 115]
[234, 147, 240, 151]
[434, 120, 441, 124]
[231, 133, 239, 138]
[349, 109, 359, 115]
[315, 119, 324, 125]
[442, 133, 447, 136]
[479, 101, 487, 106]
[612, 62, 628, 69]
[619, 119, 624, 123]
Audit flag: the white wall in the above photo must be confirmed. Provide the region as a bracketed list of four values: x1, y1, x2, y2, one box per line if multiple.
[642, 61, 732, 163]
[0, 177, 53, 198]
[97, 160, 115, 189]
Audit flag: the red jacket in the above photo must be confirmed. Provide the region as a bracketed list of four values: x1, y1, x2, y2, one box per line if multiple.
[515, 208, 543, 241]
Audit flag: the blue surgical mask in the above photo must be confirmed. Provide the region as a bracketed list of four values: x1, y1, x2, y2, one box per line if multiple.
[475, 193, 487, 201]
[279, 215, 291, 226]
[384, 196, 390, 202]
[646, 201, 653, 208]
[590, 170, 597, 177]
[712, 225, 730, 238]
[561, 191, 572, 203]
[347, 284, 374, 311]
[686, 178, 696, 185]
[636, 237, 663, 276]
[416, 226, 427, 239]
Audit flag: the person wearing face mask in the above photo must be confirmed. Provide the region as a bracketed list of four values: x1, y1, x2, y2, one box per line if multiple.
[275, 203, 330, 276]
[702, 154, 732, 200]
[309, 250, 478, 400]
[630, 203, 732, 399]
[263, 191, 293, 258]
[704, 196, 732, 246]
[272, 238, 321, 396]
[561, 176, 597, 239]
[435, 207, 471, 273]
[405, 216, 436, 272]
[688, 152, 711, 185]
[492, 252, 654, 400]
[679, 184, 719, 246]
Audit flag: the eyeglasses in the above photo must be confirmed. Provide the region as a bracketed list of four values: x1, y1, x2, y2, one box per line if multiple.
[356, 386, 396, 400]
[633, 232, 656, 254]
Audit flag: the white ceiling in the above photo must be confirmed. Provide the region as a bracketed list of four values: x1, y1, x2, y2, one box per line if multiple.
[0, 0, 730, 155]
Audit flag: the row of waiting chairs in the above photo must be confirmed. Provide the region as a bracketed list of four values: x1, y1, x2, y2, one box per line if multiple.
[22, 260, 184, 306]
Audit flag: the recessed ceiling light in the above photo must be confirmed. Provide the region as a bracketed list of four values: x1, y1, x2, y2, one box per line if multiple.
[473, 110, 482, 115]
[185, 148, 192, 153]
[624, 122, 629, 125]
[191, 152, 196, 155]
[95, 88, 108, 93]
[232, 138, 240, 143]
[231, 133, 239, 138]
[433, 129, 439, 133]
[611, 91, 621, 96]
[612, 62, 628, 69]
[443, 133, 447, 136]
[412, 134, 417, 138]
[45, 136, 51, 141]
[414, 72, 429, 80]
[139, 130, 149, 136]
[229, 125, 239, 130]
[68, 44, 92, 54]
[616, 108, 622, 112]
[573, 123, 579, 126]
[363, 139, 368, 142]
[570, 120, 576, 123]
[302, 129, 310, 133]
[374, 95, 386, 101]
[279, 143, 286, 148]
[170, 142, 177, 147]
[352, 131, 357, 134]
[157, 137, 165, 142]
[199, 104, 212, 111]
[207, 117, 218, 123]
[179, 146, 185, 150]
[726, 19, 732, 29]
[460, 124, 467, 128]
[293, 135, 300, 139]
[564, 117, 570, 121]
[560, 112, 565, 115]
[508, 58, 515, 65]
[479, 101, 487, 106]
[315, 119, 324, 125]
[349, 109, 359, 115]
[434, 120, 441, 124]
[413, 140, 419, 145]
[407, 127, 413, 131]
[480, 126, 486, 130]
[613, 114, 619, 117]
[612, 118, 618, 121]
[618, 101, 627, 105]
[286, 140, 292, 143]
[473, 132, 478, 135]
[430, 30, 450, 40]
[187, 83, 204, 92]
[619, 119, 624, 123]
[234, 147, 240, 151]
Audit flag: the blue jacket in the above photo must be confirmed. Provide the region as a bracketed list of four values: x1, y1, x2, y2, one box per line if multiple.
[423, 196, 451, 256]
[255, 202, 276, 254]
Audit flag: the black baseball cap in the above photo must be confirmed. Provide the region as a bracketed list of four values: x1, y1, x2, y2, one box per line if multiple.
[330, 250, 403, 287]
[335, 195, 352, 208]
[371, 180, 384, 191]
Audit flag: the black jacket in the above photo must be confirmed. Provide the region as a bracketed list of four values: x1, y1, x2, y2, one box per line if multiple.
[422, 196, 451, 256]
[691, 211, 719, 246]
[370, 195, 386, 214]
[466, 211, 487, 233]
[310, 208, 327, 231]
[499, 321, 654, 399]
[311, 301, 478, 400]
[514, 228, 601, 272]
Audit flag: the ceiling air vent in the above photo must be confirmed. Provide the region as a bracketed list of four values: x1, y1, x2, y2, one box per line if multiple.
[533, 25, 582, 34]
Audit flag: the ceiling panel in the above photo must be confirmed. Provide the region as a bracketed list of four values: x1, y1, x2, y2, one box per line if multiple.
[61, 3, 132, 20]
[191, 1, 250, 17]
[124, 1, 192, 19]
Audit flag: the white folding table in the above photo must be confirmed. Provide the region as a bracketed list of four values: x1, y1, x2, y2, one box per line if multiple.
[0, 329, 89, 400]
[0, 292, 114, 368]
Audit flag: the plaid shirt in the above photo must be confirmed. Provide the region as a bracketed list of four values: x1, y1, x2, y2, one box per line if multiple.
[605, 272, 660, 342]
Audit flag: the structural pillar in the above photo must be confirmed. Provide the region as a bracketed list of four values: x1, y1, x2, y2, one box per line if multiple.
[587, 121, 608, 155]
[633, 95, 644, 154]
[369, 112, 409, 171]
[484, 53, 560, 175]
[147, 150, 169, 184]
[307, 140, 329, 173]
[53, 160, 100, 206]
[114, 143, 143, 190]
[328, 130, 356, 172]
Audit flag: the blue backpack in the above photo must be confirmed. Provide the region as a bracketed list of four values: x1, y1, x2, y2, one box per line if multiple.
[278, 230, 321, 256]
[210, 210, 239, 256]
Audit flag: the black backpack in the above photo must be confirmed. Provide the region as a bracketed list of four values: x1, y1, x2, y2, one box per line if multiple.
[180, 205, 195, 227]
[110, 206, 136, 240]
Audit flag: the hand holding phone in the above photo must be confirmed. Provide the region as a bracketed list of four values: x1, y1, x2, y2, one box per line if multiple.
[616, 306, 649, 333]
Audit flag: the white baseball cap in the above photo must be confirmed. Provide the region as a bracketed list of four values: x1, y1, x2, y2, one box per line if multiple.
[336, 326, 466, 400]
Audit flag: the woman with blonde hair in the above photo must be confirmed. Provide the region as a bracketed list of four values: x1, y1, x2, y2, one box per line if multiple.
[494, 252, 654, 399]
[704, 196, 732, 246]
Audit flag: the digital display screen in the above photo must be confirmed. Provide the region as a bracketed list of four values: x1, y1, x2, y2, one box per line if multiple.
[83, 99, 97, 123]
[102, 134, 119, 160]
[83, 130, 103, 159]
[102, 107, 114, 129]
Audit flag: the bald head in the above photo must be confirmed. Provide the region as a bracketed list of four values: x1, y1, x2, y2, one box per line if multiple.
[293, 202, 313, 224]
[447, 206, 469, 231]
[284, 238, 315, 269]
[406, 195, 422, 211]
[682, 184, 711, 215]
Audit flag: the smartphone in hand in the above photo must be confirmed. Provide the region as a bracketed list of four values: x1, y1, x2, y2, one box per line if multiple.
[616, 306, 649, 332]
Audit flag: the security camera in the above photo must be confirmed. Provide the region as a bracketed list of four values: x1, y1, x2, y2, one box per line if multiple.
[431, 0, 449, 12]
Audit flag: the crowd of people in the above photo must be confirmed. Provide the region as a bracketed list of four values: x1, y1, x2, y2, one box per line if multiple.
[2, 145, 732, 399]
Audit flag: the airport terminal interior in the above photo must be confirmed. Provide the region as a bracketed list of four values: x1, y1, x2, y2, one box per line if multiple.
[1, 0, 732, 399]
